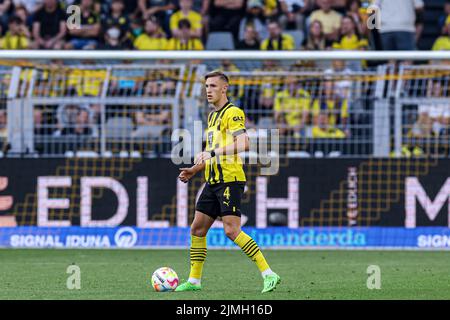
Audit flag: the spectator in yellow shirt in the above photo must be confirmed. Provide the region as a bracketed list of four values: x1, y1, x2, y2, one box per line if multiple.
[432, 24, 450, 51]
[332, 15, 368, 50]
[309, 0, 342, 41]
[170, 0, 202, 38]
[134, 16, 167, 50]
[310, 0, 342, 41]
[312, 80, 348, 129]
[312, 112, 346, 138]
[0, 15, 30, 49]
[261, 20, 295, 50]
[274, 76, 312, 136]
[165, 19, 204, 50]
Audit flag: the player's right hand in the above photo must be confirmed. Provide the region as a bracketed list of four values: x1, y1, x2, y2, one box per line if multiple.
[178, 167, 195, 183]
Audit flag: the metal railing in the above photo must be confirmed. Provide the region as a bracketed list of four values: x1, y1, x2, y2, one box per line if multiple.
[395, 64, 450, 158]
[6, 63, 189, 157]
[0, 50, 448, 158]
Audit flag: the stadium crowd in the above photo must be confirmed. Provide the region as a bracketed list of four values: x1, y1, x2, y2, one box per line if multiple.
[0, 0, 448, 51]
[0, 0, 448, 157]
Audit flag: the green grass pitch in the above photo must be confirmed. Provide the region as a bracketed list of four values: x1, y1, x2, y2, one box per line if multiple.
[1, 249, 449, 300]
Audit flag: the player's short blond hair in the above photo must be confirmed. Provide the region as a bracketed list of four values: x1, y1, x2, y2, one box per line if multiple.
[204, 70, 229, 84]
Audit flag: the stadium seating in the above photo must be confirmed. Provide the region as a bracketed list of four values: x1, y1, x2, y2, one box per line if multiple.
[206, 32, 235, 50]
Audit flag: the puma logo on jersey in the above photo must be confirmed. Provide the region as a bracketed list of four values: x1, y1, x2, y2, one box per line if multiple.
[223, 201, 230, 207]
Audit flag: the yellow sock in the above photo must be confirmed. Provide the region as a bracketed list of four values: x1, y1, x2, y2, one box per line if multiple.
[189, 235, 207, 280]
[234, 231, 270, 273]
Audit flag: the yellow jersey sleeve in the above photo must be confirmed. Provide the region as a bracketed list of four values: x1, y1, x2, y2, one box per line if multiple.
[332, 41, 342, 49]
[260, 39, 269, 50]
[188, 11, 202, 30]
[165, 38, 175, 50]
[169, 12, 181, 32]
[284, 34, 295, 50]
[193, 39, 204, 50]
[170, 11, 202, 33]
[432, 36, 450, 51]
[358, 38, 369, 49]
[133, 34, 146, 50]
[225, 107, 246, 137]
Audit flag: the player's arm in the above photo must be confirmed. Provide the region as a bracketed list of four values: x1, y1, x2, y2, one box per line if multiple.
[178, 162, 205, 183]
[214, 132, 249, 156]
[193, 133, 249, 165]
[194, 108, 249, 164]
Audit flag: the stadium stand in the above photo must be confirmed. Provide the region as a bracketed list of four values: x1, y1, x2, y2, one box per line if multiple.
[0, 0, 448, 160]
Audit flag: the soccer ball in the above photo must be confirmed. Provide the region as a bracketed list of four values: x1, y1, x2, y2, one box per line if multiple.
[151, 267, 179, 292]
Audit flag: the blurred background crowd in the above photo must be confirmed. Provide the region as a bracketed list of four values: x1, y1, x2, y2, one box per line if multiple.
[0, 0, 448, 158]
[0, 0, 448, 52]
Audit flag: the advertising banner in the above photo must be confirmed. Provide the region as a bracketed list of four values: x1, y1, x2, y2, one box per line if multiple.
[0, 158, 448, 230]
[1, 227, 450, 249]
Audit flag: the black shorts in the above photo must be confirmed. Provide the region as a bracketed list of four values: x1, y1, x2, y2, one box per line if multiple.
[195, 182, 245, 219]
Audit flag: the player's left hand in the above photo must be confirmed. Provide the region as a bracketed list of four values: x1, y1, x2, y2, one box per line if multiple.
[194, 151, 212, 165]
[178, 167, 195, 183]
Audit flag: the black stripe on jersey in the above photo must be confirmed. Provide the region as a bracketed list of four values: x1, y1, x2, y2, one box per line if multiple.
[216, 105, 233, 130]
[217, 163, 224, 183]
[211, 160, 217, 183]
[207, 102, 237, 184]
[208, 161, 214, 184]
[207, 112, 215, 127]
[210, 109, 221, 128]
[214, 143, 224, 183]
[210, 103, 231, 184]
[213, 102, 232, 128]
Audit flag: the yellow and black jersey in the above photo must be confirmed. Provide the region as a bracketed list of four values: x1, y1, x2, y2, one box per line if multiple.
[101, 13, 129, 36]
[204, 101, 247, 185]
[81, 12, 100, 26]
[165, 38, 204, 50]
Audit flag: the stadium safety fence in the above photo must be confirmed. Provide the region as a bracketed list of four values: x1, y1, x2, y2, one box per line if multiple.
[0, 50, 448, 159]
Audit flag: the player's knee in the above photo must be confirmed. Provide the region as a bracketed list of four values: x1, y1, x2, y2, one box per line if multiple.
[224, 226, 240, 241]
[191, 224, 208, 237]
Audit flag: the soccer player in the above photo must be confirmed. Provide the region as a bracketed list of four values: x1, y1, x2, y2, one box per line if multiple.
[176, 71, 281, 293]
